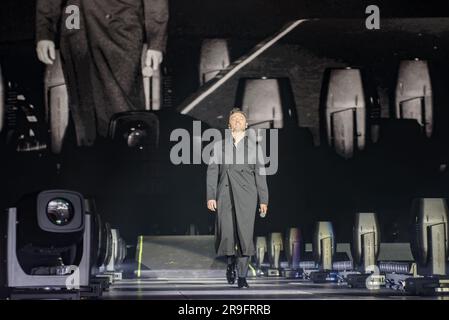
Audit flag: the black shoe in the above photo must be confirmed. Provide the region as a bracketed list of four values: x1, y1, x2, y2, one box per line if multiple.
[226, 264, 236, 284]
[237, 277, 249, 288]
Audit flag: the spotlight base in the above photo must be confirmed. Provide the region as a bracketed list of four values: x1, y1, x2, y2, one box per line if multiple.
[405, 276, 449, 296]
[6, 208, 91, 289]
[9, 288, 81, 300]
[281, 268, 303, 279]
[248, 264, 270, 278]
[346, 273, 385, 289]
[267, 268, 281, 277]
[310, 271, 339, 283]
[337, 270, 361, 281]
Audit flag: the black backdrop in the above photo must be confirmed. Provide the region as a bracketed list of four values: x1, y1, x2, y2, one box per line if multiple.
[1, 1, 449, 246]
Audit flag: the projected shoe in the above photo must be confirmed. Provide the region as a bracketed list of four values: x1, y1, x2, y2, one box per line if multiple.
[237, 277, 249, 288]
[226, 263, 236, 284]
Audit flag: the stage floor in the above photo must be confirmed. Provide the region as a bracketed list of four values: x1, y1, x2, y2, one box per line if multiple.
[102, 277, 444, 300]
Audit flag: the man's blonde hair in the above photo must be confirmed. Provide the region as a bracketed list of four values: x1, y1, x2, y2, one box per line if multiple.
[229, 108, 248, 120]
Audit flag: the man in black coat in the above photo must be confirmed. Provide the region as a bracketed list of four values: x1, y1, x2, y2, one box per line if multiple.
[207, 109, 269, 288]
[36, 0, 169, 146]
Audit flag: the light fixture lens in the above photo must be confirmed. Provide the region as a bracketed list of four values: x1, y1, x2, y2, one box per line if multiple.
[47, 198, 74, 226]
[125, 122, 148, 149]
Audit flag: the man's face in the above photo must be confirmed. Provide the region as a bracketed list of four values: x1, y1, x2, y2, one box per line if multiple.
[229, 112, 247, 132]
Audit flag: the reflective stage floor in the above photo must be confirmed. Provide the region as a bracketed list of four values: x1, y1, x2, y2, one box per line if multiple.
[102, 277, 445, 300]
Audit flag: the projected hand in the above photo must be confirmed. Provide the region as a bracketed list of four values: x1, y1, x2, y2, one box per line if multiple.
[207, 200, 217, 212]
[36, 40, 56, 65]
[259, 204, 268, 218]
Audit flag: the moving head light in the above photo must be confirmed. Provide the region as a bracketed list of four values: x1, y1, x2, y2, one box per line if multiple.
[395, 60, 433, 138]
[199, 39, 230, 86]
[108, 111, 160, 154]
[353, 212, 380, 273]
[255, 236, 267, 276]
[2, 190, 92, 291]
[282, 228, 303, 278]
[17, 190, 84, 255]
[268, 232, 284, 276]
[325, 68, 366, 159]
[313, 221, 335, 271]
[85, 198, 112, 271]
[410, 198, 448, 276]
[241, 78, 284, 129]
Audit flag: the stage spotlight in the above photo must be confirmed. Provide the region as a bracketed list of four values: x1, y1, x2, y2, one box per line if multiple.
[44, 50, 69, 154]
[395, 60, 433, 138]
[78, 198, 112, 296]
[410, 198, 448, 276]
[313, 221, 335, 271]
[255, 236, 267, 276]
[310, 222, 340, 283]
[108, 111, 160, 154]
[100, 222, 113, 270]
[142, 44, 162, 110]
[90, 217, 115, 287]
[268, 232, 283, 276]
[404, 276, 449, 295]
[85, 198, 101, 270]
[282, 228, 303, 278]
[325, 68, 366, 159]
[2, 190, 92, 298]
[104, 229, 127, 279]
[353, 212, 380, 273]
[83, 198, 113, 272]
[241, 78, 284, 129]
[199, 39, 230, 86]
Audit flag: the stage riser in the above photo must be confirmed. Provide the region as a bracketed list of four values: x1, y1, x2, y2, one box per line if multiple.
[136, 236, 414, 279]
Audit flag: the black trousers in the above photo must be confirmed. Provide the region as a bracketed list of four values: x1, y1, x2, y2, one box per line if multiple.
[227, 195, 250, 278]
[227, 255, 250, 278]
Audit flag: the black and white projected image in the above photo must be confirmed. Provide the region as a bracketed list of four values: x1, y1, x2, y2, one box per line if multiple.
[0, 0, 449, 303]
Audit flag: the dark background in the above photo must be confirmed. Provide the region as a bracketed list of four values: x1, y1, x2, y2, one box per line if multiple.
[2, 0, 449, 42]
[1, 1, 449, 248]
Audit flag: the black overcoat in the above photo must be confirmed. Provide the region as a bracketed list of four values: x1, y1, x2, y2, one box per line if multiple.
[207, 131, 269, 256]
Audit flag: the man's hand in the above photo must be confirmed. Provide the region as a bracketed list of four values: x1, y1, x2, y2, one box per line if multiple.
[36, 40, 56, 65]
[259, 204, 268, 218]
[145, 49, 163, 72]
[207, 199, 217, 212]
